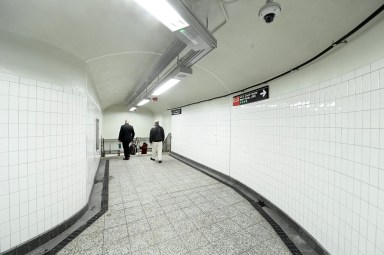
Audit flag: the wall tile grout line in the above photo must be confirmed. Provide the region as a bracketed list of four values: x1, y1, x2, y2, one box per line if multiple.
[7, 79, 11, 254]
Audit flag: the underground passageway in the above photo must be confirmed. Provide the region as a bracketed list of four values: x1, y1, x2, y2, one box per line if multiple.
[55, 155, 293, 255]
[1, 1, 384, 254]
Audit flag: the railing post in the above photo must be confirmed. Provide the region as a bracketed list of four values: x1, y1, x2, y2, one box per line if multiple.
[101, 138, 105, 157]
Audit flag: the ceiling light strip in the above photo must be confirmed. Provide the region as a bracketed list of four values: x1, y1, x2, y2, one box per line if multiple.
[137, 99, 150, 106]
[152, 78, 181, 96]
[133, 0, 189, 32]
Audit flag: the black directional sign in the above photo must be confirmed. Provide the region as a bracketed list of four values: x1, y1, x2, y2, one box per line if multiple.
[233, 86, 269, 106]
[171, 108, 182, 115]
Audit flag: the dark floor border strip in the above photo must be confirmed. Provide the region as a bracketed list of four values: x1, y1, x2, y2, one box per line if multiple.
[4, 160, 109, 255]
[170, 152, 329, 255]
[47, 160, 110, 255]
[3, 202, 89, 254]
[3, 160, 109, 255]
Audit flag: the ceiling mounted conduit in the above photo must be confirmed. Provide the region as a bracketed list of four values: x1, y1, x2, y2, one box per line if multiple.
[127, 0, 217, 109]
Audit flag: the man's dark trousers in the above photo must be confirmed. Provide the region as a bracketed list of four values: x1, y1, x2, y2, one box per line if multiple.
[123, 141, 130, 159]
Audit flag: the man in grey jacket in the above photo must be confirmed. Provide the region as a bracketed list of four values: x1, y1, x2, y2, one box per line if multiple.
[149, 120, 165, 163]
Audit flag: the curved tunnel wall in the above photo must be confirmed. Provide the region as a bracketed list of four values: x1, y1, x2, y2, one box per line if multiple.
[0, 31, 102, 252]
[171, 18, 384, 255]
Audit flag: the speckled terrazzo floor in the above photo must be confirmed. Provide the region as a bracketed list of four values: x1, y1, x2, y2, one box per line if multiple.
[57, 155, 291, 255]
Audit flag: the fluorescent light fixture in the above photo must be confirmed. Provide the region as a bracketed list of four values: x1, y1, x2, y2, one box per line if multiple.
[152, 78, 180, 96]
[137, 99, 150, 106]
[134, 0, 189, 32]
[129, 107, 137, 111]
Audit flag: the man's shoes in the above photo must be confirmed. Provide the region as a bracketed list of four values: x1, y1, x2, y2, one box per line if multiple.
[150, 158, 155, 161]
[124, 157, 129, 160]
[158, 161, 162, 163]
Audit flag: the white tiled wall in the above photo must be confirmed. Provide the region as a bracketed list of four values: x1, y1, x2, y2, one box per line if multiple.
[172, 98, 231, 175]
[86, 80, 102, 199]
[171, 58, 384, 255]
[0, 72, 101, 252]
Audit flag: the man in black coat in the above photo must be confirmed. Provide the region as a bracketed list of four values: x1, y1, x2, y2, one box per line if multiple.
[149, 120, 165, 163]
[118, 120, 135, 160]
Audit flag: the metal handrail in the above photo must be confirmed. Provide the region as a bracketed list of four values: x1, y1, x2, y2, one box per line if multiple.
[101, 134, 171, 157]
[101, 138, 121, 157]
[163, 133, 172, 152]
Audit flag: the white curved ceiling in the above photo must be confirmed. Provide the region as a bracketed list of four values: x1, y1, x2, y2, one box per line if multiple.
[0, 0, 383, 113]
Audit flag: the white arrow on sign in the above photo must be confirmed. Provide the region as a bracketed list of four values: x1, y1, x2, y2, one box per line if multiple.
[260, 89, 267, 97]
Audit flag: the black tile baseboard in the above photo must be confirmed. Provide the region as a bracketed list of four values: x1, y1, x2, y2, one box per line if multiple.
[3, 160, 109, 255]
[47, 160, 109, 254]
[3, 205, 89, 255]
[170, 152, 330, 255]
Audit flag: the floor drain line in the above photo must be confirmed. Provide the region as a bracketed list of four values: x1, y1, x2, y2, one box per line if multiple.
[171, 153, 303, 255]
[257, 201, 266, 207]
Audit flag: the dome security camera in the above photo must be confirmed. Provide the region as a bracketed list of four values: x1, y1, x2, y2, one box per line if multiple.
[258, 0, 281, 23]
